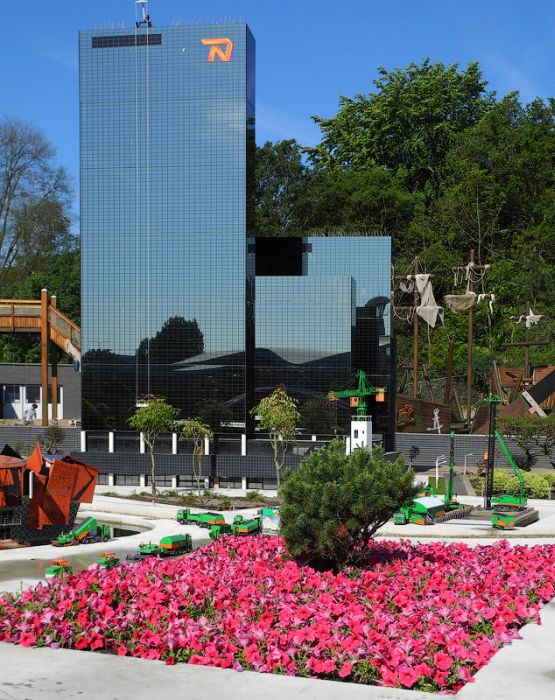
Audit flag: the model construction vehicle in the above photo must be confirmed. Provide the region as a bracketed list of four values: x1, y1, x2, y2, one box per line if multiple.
[52, 517, 111, 546]
[126, 534, 192, 561]
[394, 432, 472, 525]
[97, 552, 120, 569]
[209, 515, 262, 540]
[45, 559, 73, 580]
[490, 430, 538, 529]
[176, 508, 225, 527]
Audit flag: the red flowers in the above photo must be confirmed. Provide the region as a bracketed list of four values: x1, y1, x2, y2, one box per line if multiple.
[0, 537, 554, 693]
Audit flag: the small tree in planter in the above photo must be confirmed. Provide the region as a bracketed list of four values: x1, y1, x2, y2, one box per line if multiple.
[250, 385, 300, 490]
[41, 425, 64, 454]
[180, 419, 213, 495]
[280, 439, 417, 570]
[501, 414, 555, 470]
[127, 396, 178, 496]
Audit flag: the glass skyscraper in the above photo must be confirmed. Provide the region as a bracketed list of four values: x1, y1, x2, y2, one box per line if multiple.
[80, 21, 394, 448]
[80, 23, 255, 430]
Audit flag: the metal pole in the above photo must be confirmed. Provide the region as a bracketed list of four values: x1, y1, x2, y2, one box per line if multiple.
[485, 397, 498, 510]
[413, 256, 419, 398]
[524, 301, 530, 383]
[444, 340, 454, 404]
[466, 250, 475, 429]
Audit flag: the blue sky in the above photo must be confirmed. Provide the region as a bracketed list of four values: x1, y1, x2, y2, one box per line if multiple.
[3, 0, 555, 198]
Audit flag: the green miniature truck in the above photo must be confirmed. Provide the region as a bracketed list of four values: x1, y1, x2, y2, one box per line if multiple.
[176, 508, 225, 528]
[209, 523, 234, 540]
[97, 552, 120, 569]
[209, 515, 262, 540]
[45, 559, 73, 579]
[159, 534, 193, 556]
[233, 515, 262, 535]
[126, 541, 161, 561]
[52, 517, 111, 546]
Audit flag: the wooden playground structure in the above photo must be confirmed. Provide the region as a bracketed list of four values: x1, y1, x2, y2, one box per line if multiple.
[0, 289, 80, 426]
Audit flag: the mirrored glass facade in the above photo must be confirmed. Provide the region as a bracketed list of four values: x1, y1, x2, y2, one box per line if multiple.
[80, 23, 255, 429]
[253, 237, 392, 442]
[80, 22, 393, 447]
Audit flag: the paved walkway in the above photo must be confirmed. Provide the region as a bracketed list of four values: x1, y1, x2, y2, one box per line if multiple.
[0, 496, 554, 699]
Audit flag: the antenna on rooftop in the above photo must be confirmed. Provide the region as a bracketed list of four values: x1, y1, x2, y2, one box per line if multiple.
[135, 0, 152, 28]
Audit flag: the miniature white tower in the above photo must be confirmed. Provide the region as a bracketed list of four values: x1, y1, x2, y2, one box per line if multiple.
[347, 416, 373, 454]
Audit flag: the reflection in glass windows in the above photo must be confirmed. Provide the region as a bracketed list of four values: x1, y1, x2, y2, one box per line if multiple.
[254, 237, 393, 443]
[80, 23, 255, 429]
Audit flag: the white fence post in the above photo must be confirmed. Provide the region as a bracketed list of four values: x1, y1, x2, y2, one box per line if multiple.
[108, 431, 114, 453]
[172, 433, 178, 455]
[139, 433, 146, 454]
[80, 430, 86, 452]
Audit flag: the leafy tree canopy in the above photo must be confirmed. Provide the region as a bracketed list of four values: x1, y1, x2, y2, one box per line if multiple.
[308, 59, 494, 197]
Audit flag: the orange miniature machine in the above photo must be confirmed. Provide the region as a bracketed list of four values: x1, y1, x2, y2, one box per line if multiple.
[0, 443, 98, 545]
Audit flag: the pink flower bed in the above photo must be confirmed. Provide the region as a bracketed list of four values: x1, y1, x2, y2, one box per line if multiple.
[1, 538, 554, 692]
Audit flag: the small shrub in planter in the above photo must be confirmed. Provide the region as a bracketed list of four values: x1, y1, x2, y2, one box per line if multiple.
[280, 439, 417, 570]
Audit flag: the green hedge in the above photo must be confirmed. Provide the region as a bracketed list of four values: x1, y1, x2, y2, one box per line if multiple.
[471, 470, 554, 498]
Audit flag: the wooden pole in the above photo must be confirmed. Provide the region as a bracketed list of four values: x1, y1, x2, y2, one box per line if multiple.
[413, 256, 420, 398]
[50, 295, 58, 421]
[40, 288, 49, 427]
[444, 340, 454, 404]
[466, 250, 475, 428]
[524, 301, 530, 383]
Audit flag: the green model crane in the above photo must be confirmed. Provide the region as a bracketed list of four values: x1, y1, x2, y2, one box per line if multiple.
[393, 431, 472, 525]
[492, 430, 526, 508]
[482, 394, 530, 528]
[491, 430, 527, 528]
[327, 370, 385, 416]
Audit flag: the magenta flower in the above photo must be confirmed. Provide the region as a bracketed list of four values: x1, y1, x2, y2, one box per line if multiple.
[0, 537, 553, 693]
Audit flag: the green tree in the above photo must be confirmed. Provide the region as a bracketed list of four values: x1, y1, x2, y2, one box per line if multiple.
[309, 59, 493, 197]
[250, 386, 300, 490]
[180, 418, 214, 494]
[0, 117, 73, 287]
[255, 139, 311, 235]
[127, 396, 178, 495]
[500, 414, 555, 470]
[0, 249, 80, 363]
[304, 168, 419, 236]
[280, 440, 417, 570]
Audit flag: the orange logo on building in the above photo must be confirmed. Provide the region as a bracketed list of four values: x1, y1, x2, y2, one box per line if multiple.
[201, 38, 233, 62]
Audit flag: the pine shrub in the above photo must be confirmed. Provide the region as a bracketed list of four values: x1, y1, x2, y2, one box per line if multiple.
[280, 439, 417, 570]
